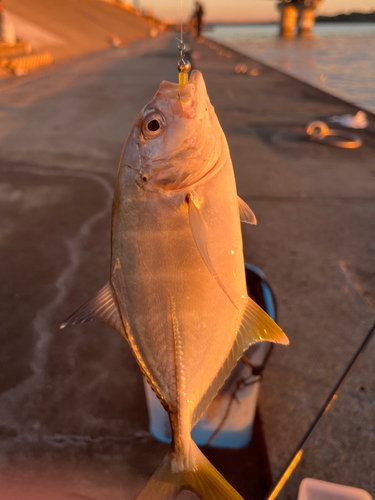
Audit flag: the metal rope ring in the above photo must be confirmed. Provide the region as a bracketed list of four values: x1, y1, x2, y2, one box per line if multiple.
[306, 120, 363, 149]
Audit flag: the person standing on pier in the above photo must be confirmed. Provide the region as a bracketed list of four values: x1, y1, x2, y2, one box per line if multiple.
[192, 2, 204, 37]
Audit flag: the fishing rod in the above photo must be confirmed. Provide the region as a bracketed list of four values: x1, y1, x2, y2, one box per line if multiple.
[266, 320, 375, 500]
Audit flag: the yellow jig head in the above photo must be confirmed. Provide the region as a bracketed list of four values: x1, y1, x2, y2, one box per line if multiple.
[177, 41, 191, 85]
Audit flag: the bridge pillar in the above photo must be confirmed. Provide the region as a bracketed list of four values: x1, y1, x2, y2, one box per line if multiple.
[278, 2, 298, 38]
[278, 1, 322, 38]
[297, 1, 322, 37]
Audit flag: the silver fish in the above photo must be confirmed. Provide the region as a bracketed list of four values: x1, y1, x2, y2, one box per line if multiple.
[62, 70, 289, 500]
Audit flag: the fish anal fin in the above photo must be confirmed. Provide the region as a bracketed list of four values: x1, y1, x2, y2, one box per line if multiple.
[188, 193, 238, 309]
[60, 282, 126, 337]
[136, 440, 243, 500]
[238, 196, 257, 225]
[192, 297, 288, 426]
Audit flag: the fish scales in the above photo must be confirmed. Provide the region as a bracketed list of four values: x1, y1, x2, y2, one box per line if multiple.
[111, 153, 244, 413]
[62, 70, 288, 500]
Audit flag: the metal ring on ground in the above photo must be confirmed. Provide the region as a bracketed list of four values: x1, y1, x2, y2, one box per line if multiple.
[306, 120, 362, 149]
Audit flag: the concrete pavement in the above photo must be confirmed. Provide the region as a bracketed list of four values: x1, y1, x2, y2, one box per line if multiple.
[0, 34, 178, 500]
[0, 32, 374, 499]
[191, 37, 375, 498]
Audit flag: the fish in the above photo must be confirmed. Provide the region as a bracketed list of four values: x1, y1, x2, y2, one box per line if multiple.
[61, 70, 289, 500]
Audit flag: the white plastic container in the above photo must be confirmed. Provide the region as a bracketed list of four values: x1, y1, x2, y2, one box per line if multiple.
[144, 342, 267, 449]
[143, 264, 276, 449]
[298, 478, 373, 500]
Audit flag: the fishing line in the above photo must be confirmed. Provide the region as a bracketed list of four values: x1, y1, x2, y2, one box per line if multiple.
[204, 345, 274, 446]
[205, 270, 277, 446]
[180, 0, 183, 46]
[177, 0, 191, 85]
[265, 320, 375, 500]
[205, 373, 261, 446]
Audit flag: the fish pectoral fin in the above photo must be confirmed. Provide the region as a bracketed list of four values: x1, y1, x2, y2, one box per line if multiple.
[136, 440, 244, 500]
[60, 282, 126, 337]
[238, 196, 257, 225]
[192, 297, 289, 426]
[188, 192, 238, 309]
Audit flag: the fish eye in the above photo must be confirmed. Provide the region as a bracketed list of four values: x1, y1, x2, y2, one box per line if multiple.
[143, 113, 164, 138]
[148, 120, 160, 132]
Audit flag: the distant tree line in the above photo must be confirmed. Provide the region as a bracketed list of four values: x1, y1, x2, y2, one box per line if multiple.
[316, 11, 375, 23]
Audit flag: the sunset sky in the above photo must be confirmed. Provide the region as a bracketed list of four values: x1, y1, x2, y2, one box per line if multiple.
[136, 0, 375, 23]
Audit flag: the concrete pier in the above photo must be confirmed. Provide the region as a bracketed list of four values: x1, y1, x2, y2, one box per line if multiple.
[0, 32, 374, 499]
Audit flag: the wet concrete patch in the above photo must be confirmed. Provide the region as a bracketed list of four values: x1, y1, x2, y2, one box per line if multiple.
[0, 165, 149, 440]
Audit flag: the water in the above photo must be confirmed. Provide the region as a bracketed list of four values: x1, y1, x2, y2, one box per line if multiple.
[204, 23, 375, 114]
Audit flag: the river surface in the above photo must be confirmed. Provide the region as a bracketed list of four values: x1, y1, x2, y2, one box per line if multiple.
[204, 23, 375, 114]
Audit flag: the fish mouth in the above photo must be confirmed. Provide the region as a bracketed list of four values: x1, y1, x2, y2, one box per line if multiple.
[189, 70, 199, 86]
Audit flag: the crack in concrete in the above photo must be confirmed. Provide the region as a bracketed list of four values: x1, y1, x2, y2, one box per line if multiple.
[339, 260, 375, 315]
[0, 165, 113, 431]
[1, 430, 152, 449]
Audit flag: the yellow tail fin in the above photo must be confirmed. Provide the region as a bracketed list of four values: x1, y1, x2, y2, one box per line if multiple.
[136, 440, 244, 500]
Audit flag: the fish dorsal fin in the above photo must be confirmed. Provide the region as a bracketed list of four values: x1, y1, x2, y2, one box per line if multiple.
[60, 282, 126, 337]
[188, 192, 238, 309]
[192, 297, 288, 426]
[238, 196, 257, 225]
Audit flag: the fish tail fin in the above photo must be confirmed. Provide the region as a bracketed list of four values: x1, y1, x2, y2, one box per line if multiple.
[184, 441, 244, 500]
[136, 440, 244, 500]
[135, 451, 180, 500]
